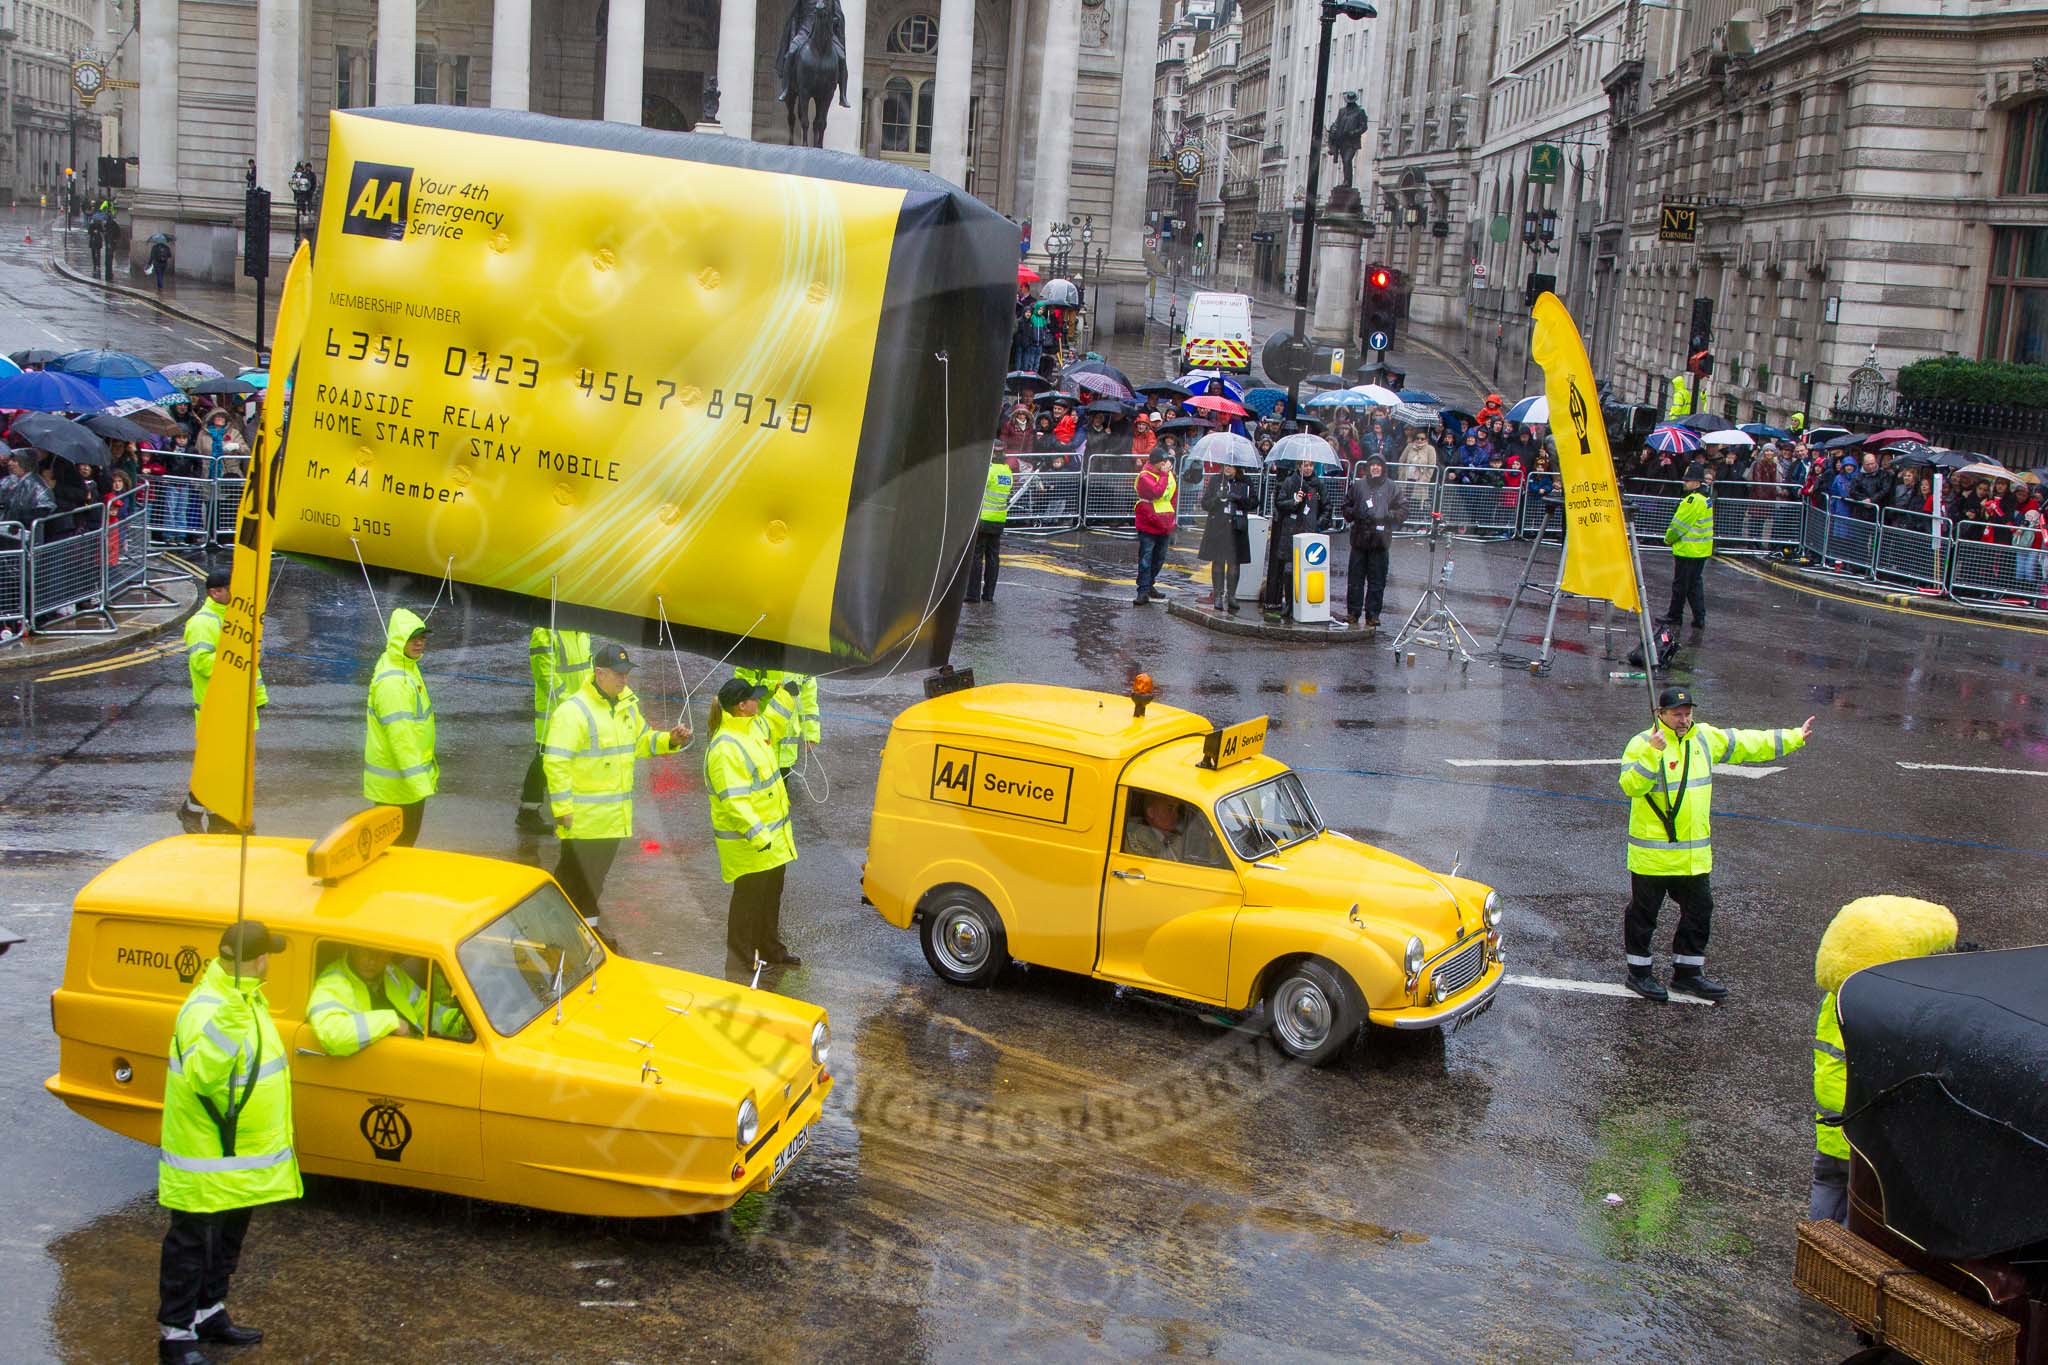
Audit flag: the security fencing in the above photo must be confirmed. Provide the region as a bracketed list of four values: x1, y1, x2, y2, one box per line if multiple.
[1081, 455, 1148, 535]
[0, 521, 25, 640]
[1002, 463, 1085, 533]
[146, 474, 219, 545]
[104, 494, 173, 612]
[1872, 508, 1951, 592]
[1951, 523, 2048, 607]
[26, 505, 116, 634]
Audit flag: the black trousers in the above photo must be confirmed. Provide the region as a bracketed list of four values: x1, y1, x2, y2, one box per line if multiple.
[726, 863, 788, 977]
[1624, 871, 1714, 968]
[1664, 556, 1707, 626]
[1346, 539, 1390, 621]
[393, 800, 425, 848]
[966, 526, 1002, 600]
[555, 837, 621, 922]
[519, 748, 546, 804]
[1262, 534, 1293, 612]
[158, 1206, 253, 1338]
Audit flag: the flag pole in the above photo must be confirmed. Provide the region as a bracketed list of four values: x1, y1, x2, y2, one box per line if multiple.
[232, 446, 263, 951]
[1622, 503, 1662, 720]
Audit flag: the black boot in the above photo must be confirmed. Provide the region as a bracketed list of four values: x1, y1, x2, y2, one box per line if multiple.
[1670, 969, 1728, 1001]
[513, 805, 554, 835]
[159, 1342, 212, 1365]
[195, 1311, 261, 1347]
[1624, 968, 1668, 1003]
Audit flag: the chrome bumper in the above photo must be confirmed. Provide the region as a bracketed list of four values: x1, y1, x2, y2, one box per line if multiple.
[1375, 966, 1502, 1031]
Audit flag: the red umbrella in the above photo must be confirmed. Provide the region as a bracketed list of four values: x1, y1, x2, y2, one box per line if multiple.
[1864, 428, 1925, 445]
[1184, 393, 1249, 419]
[1017, 264, 1041, 285]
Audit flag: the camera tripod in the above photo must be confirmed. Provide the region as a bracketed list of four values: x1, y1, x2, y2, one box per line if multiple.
[1391, 513, 1478, 667]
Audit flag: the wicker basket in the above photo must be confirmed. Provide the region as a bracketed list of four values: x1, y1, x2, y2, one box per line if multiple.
[1795, 1220, 2021, 1365]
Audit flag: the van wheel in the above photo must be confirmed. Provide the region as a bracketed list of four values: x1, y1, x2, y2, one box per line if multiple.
[1265, 959, 1360, 1066]
[920, 890, 1007, 987]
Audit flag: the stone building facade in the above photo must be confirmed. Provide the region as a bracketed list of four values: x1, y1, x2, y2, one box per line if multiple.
[1607, 0, 2048, 422]
[130, 0, 1159, 333]
[2, 0, 104, 202]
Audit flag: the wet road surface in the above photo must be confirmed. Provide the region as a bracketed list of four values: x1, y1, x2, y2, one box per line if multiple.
[5, 250, 2047, 1362]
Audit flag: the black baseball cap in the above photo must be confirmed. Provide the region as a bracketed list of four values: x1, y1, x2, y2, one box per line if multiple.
[717, 677, 769, 711]
[592, 642, 634, 673]
[1657, 686, 1695, 709]
[1684, 462, 1707, 481]
[205, 567, 232, 589]
[219, 919, 286, 959]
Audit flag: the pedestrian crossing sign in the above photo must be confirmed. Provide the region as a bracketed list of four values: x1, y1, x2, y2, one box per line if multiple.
[1529, 144, 1561, 185]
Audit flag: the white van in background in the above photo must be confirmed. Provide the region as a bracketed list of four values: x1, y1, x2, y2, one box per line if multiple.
[1181, 292, 1255, 373]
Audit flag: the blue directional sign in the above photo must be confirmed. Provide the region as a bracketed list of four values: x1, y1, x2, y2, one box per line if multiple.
[1304, 541, 1328, 567]
[1367, 329, 1391, 352]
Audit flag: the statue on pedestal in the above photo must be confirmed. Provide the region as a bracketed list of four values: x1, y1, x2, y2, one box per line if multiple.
[1325, 91, 1369, 189]
[777, 0, 849, 147]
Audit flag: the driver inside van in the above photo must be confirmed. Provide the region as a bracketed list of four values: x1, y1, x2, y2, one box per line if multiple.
[1123, 792, 1225, 866]
[309, 946, 471, 1055]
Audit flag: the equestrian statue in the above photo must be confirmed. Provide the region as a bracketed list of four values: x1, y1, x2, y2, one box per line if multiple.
[778, 0, 849, 147]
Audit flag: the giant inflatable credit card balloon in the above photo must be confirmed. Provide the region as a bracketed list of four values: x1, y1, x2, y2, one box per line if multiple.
[272, 107, 1015, 668]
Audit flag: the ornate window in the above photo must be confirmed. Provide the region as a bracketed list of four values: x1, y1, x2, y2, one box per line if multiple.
[2001, 101, 2048, 196]
[1981, 226, 2048, 363]
[881, 76, 916, 152]
[888, 14, 940, 55]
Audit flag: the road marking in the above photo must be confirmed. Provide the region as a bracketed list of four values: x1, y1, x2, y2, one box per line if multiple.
[1443, 757, 1783, 780]
[1720, 557, 2048, 637]
[39, 640, 182, 683]
[1896, 761, 2048, 778]
[1505, 974, 1716, 1006]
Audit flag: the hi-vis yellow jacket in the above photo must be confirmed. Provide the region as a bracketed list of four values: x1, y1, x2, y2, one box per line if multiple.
[541, 678, 677, 839]
[735, 668, 820, 770]
[704, 713, 795, 882]
[185, 596, 268, 722]
[1814, 992, 1849, 1158]
[1617, 717, 1805, 875]
[158, 959, 301, 1213]
[362, 608, 437, 804]
[306, 956, 402, 1056]
[1666, 491, 1714, 559]
[528, 629, 592, 745]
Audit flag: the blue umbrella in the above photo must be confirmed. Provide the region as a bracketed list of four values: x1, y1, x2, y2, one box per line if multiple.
[1741, 422, 1790, 440]
[1397, 387, 1442, 405]
[1645, 424, 1703, 455]
[1176, 371, 1248, 404]
[0, 355, 20, 379]
[49, 349, 178, 402]
[1243, 386, 1287, 418]
[0, 368, 110, 412]
[1304, 388, 1376, 410]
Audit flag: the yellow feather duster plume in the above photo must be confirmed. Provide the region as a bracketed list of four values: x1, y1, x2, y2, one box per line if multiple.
[1815, 895, 1958, 994]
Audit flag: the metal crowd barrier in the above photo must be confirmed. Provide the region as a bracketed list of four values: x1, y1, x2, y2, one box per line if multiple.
[1624, 493, 1680, 545]
[1436, 476, 1522, 538]
[1872, 507, 1951, 592]
[103, 493, 173, 611]
[1002, 462, 1084, 533]
[1819, 503, 1879, 577]
[0, 521, 25, 639]
[211, 478, 246, 547]
[26, 504, 116, 635]
[146, 474, 216, 545]
[1082, 454, 1146, 533]
[1951, 522, 2047, 607]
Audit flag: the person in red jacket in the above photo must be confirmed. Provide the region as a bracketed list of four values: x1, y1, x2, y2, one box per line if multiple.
[1132, 449, 1178, 605]
[1129, 413, 1157, 457]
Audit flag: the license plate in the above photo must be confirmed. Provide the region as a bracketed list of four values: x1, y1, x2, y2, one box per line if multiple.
[768, 1124, 811, 1187]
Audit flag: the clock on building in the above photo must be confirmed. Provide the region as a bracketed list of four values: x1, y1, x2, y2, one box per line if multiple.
[71, 60, 105, 101]
[1174, 144, 1203, 183]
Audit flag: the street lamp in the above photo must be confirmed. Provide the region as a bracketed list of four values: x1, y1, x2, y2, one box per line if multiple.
[1288, 0, 1378, 421]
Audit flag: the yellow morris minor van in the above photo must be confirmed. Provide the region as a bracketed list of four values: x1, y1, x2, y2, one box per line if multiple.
[863, 682, 1504, 1064]
[47, 810, 831, 1217]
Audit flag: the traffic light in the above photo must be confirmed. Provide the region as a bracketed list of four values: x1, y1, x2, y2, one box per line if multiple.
[1361, 265, 1398, 350]
[243, 188, 272, 281]
[1688, 348, 1714, 379]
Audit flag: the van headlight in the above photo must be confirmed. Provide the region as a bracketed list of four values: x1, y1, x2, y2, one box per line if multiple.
[1403, 935, 1425, 990]
[811, 1020, 830, 1068]
[1484, 891, 1502, 929]
[736, 1097, 759, 1148]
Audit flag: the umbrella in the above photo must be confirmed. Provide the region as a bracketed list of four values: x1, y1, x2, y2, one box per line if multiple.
[1295, 416, 1326, 433]
[1191, 431, 1259, 469]
[190, 377, 260, 397]
[160, 361, 225, 391]
[1349, 384, 1402, 407]
[1155, 417, 1211, 436]
[1701, 428, 1754, 447]
[0, 356, 19, 379]
[1017, 264, 1041, 286]
[1820, 433, 1865, 450]
[0, 368, 110, 412]
[1923, 450, 1976, 472]
[1185, 393, 1250, 419]
[1646, 424, 1703, 455]
[1031, 392, 1074, 408]
[1879, 441, 1935, 464]
[1741, 422, 1790, 440]
[1177, 372, 1248, 403]
[1040, 278, 1081, 307]
[1440, 407, 1479, 428]
[1388, 402, 1443, 429]
[80, 412, 157, 444]
[235, 370, 271, 391]
[1304, 388, 1376, 410]
[1081, 399, 1126, 417]
[1506, 395, 1549, 425]
[1243, 386, 1287, 418]
[1396, 388, 1441, 405]
[1674, 412, 1734, 433]
[1951, 461, 2018, 481]
[48, 349, 179, 401]
[1136, 381, 1192, 399]
[1064, 357, 1133, 388]
[7, 412, 110, 465]
[1864, 428, 1926, 445]
[101, 395, 186, 439]
[1302, 373, 1350, 390]
[1267, 433, 1342, 468]
[8, 348, 61, 367]
[1006, 371, 1051, 393]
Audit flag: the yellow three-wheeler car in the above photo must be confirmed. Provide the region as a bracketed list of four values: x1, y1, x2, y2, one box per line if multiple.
[863, 683, 1504, 1064]
[48, 809, 832, 1216]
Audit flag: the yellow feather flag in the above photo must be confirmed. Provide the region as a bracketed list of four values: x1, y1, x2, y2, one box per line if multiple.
[190, 242, 315, 828]
[1529, 292, 1644, 614]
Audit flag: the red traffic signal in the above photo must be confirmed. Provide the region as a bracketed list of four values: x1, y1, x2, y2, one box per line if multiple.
[1688, 348, 1714, 379]
[1369, 268, 1391, 289]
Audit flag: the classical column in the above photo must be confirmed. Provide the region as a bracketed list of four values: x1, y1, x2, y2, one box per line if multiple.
[254, 0, 304, 199]
[1106, 0, 1153, 261]
[1028, 0, 1079, 256]
[603, 0, 647, 122]
[491, 0, 532, 109]
[714, 0, 757, 138]
[927, 0, 973, 184]
[376, 0, 415, 106]
[822, 0, 866, 153]
[139, 0, 179, 191]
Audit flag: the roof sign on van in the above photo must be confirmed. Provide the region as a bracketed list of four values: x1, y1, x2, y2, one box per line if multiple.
[307, 805, 408, 882]
[931, 746, 1074, 824]
[1200, 717, 1269, 770]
